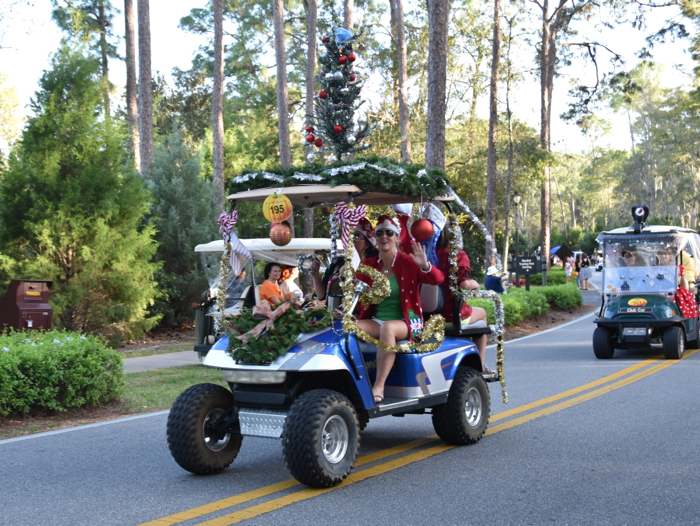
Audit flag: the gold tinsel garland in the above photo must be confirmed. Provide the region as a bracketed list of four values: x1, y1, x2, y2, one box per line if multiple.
[340, 244, 446, 353]
[215, 242, 233, 333]
[445, 213, 508, 404]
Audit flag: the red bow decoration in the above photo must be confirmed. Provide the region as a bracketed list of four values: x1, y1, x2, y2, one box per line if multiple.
[218, 210, 239, 242]
[335, 201, 367, 250]
[236, 300, 291, 343]
[676, 286, 698, 319]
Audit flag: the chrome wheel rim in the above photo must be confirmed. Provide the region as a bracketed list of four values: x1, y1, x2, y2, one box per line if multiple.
[465, 387, 483, 427]
[679, 331, 685, 357]
[203, 407, 230, 452]
[322, 415, 349, 464]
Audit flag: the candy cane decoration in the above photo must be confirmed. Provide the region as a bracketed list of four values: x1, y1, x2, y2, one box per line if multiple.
[217, 210, 238, 242]
[335, 202, 367, 250]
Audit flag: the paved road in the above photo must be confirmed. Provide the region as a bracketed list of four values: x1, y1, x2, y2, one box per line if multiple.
[2, 282, 699, 525]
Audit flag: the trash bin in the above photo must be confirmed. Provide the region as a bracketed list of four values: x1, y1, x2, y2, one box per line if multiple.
[0, 280, 53, 331]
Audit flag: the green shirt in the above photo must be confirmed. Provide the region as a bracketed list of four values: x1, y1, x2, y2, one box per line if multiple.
[374, 276, 403, 321]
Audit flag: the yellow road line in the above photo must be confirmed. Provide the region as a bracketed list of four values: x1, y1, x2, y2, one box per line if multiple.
[139, 436, 437, 526]
[142, 351, 690, 526]
[490, 355, 662, 422]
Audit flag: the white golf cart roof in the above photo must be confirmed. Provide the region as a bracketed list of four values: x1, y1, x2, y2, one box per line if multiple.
[227, 184, 454, 207]
[600, 225, 698, 236]
[195, 238, 340, 267]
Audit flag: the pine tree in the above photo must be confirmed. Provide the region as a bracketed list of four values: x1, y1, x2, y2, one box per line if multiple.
[308, 27, 375, 162]
[0, 46, 160, 341]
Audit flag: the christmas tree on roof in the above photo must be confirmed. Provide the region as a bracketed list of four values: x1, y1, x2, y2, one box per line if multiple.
[304, 27, 375, 163]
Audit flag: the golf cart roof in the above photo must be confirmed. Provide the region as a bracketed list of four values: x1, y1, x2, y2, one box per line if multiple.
[599, 225, 698, 236]
[227, 184, 454, 207]
[194, 238, 340, 266]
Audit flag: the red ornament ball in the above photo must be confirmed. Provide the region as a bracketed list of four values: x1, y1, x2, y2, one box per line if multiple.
[349, 73, 356, 81]
[348, 53, 357, 63]
[314, 138, 323, 147]
[270, 221, 292, 247]
[319, 90, 328, 99]
[333, 125, 343, 134]
[356, 89, 361, 94]
[339, 56, 347, 65]
[411, 219, 435, 242]
[322, 36, 328, 42]
[305, 125, 314, 133]
[306, 134, 315, 143]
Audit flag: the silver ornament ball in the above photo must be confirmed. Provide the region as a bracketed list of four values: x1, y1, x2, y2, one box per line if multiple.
[347, 135, 356, 145]
[306, 153, 316, 163]
[333, 71, 343, 81]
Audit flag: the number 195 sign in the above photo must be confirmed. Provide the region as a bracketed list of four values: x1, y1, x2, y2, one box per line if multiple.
[262, 193, 292, 223]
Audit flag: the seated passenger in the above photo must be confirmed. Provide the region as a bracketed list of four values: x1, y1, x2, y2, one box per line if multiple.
[279, 265, 303, 302]
[435, 231, 491, 375]
[355, 216, 444, 404]
[310, 217, 377, 301]
[622, 249, 644, 267]
[259, 262, 288, 306]
[484, 266, 509, 293]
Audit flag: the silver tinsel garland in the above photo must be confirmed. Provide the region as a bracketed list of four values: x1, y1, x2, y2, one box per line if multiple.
[448, 188, 502, 270]
[329, 210, 340, 262]
[214, 242, 233, 334]
[292, 172, 325, 182]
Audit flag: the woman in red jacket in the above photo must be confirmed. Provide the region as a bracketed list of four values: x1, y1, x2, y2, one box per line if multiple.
[356, 215, 444, 404]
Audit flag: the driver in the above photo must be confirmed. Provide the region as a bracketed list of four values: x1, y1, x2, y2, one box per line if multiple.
[354, 216, 444, 405]
[658, 247, 696, 290]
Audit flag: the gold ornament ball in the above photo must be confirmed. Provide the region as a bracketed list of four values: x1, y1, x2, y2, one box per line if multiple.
[270, 222, 293, 246]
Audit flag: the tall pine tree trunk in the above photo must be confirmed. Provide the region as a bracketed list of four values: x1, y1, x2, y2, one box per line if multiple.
[137, 0, 153, 175]
[273, 0, 291, 167]
[425, 0, 450, 170]
[212, 0, 226, 211]
[391, 0, 411, 163]
[124, 0, 140, 170]
[343, 0, 354, 30]
[304, 0, 317, 239]
[97, 1, 110, 117]
[485, 0, 501, 267]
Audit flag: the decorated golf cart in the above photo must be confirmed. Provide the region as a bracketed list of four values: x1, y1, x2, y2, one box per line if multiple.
[192, 237, 341, 358]
[593, 206, 700, 360]
[166, 26, 509, 489]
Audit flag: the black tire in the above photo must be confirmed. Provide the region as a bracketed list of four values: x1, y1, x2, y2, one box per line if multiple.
[167, 383, 243, 475]
[432, 367, 490, 445]
[593, 327, 615, 359]
[357, 409, 369, 432]
[282, 389, 360, 488]
[663, 326, 685, 360]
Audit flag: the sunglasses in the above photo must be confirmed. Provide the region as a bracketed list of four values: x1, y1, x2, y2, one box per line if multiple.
[375, 230, 396, 238]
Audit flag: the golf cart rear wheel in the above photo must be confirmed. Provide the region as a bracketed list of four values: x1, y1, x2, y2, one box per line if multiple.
[432, 367, 490, 445]
[593, 327, 615, 359]
[663, 326, 685, 360]
[166, 383, 243, 475]
[282, 389, 360, 488]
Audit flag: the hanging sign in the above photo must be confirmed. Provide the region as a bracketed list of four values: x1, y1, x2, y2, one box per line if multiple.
[262, 193, 292, 223]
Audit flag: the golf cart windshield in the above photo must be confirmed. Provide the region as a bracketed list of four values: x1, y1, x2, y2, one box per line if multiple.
[597, 232, 700, 295]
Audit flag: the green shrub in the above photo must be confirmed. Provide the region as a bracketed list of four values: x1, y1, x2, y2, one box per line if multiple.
[0, 330, 123, 416]
[468, 287, 548, 326]
[539, 284, 583, 310]
[528, 266, 567, 285]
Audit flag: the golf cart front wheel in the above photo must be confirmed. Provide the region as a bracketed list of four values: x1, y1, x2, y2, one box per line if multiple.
[593, 327, 615, 359]
[282, 389, 360, 488]
[663, 326, 685, 360]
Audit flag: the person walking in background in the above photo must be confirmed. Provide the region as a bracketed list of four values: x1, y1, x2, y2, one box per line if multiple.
[579, 253, 592, 290]
[575, 254, 582, 289]
[565, 257, 573, 284]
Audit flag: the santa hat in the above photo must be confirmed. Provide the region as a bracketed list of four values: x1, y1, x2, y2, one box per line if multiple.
[355, 217, 376, 246]
[375, 215, 401, 235]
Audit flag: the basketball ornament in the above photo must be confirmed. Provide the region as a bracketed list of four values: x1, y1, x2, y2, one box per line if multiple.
[263, 193, 292, 223]
[411, 218, 434, 242]
[270, 221, 293, 246]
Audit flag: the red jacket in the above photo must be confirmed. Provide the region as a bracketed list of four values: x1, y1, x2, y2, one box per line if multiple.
[436, 246, 472, 322]
[356, 252, 444, 340]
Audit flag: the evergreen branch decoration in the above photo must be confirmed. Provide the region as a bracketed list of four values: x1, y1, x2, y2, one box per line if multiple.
[228, 156, 452, 199]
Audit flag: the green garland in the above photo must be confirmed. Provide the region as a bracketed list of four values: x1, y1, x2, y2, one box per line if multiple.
[228, 155, 451, 199]
[223, 307, 333, 365]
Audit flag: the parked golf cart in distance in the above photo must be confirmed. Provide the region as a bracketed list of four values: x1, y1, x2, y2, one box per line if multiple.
[593, 206, 700, 360]
[166, 184, 499, 488]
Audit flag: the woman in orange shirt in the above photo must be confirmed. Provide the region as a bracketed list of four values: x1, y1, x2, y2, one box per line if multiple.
[259, 263, 286, 306]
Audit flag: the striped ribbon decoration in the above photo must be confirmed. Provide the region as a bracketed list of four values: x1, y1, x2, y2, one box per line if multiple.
[217, 210, 239, 242]
[335, 202, 367, 250]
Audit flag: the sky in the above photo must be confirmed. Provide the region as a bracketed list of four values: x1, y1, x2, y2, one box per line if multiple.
[0, 0, 696, 155]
